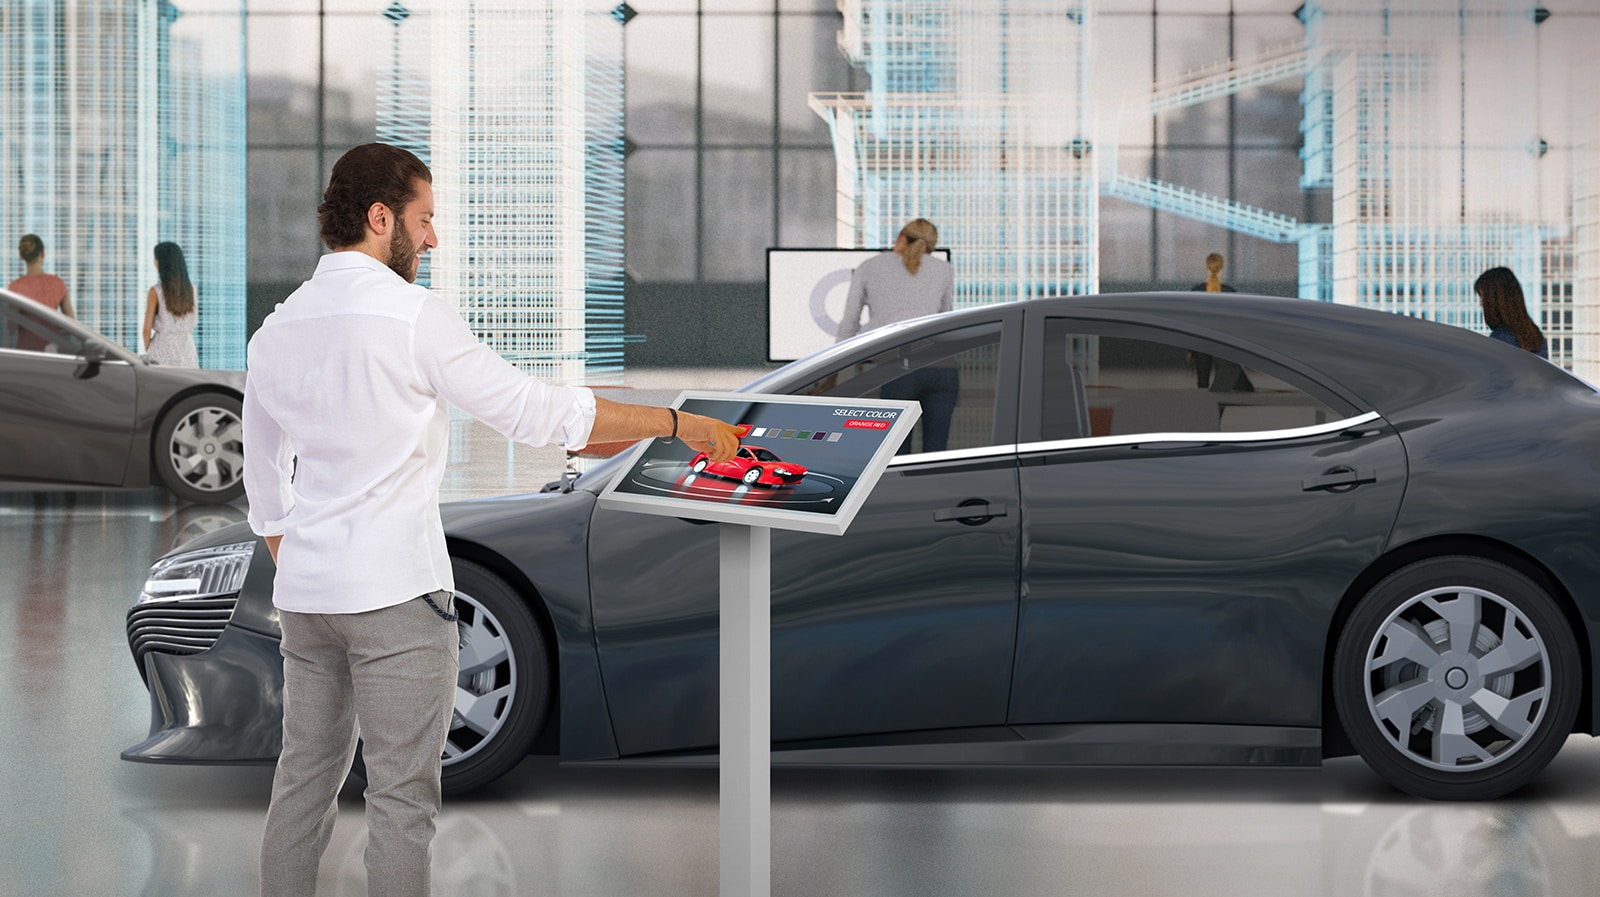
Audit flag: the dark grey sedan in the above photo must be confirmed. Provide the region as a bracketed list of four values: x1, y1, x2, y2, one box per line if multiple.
[123, 293, 1600, 800]
[0, 287, 245, 503]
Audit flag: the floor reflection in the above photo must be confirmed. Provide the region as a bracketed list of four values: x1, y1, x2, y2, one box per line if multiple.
[102, 756, 1600, 897]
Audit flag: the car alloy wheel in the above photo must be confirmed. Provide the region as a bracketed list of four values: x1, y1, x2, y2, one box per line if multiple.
[154, 392, 245, 504]
[448, 587, 519, 767]
[441, 560, 553, 794]
[1332, 556, 1580, 800]
[742, 467, 762, 485]
[691, 458, 708, 473]
[352, 559, 553, 796]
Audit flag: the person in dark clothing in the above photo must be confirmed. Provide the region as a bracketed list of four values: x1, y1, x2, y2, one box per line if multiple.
[1187, 252, 1245, 390]
[1189, 251, 1236, 295]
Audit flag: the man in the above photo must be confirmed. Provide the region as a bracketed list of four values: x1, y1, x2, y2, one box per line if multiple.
[243, 142, 740, 897]
[8, 234, 74, 353]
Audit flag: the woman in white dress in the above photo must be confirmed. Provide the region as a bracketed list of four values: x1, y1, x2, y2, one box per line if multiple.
[143, 241, 198, 367]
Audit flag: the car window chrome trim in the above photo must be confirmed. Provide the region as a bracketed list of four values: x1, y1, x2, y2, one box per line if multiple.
[0, 347, 132, 365]
[1015, 410, 1383, 456]
[887, 444, 1017, 467]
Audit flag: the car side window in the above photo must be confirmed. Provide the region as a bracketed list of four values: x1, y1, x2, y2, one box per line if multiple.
[1042, 319, 1341, 440]
[797, 321, 1004, 454]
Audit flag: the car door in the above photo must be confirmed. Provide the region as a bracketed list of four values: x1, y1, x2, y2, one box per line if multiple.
[0, 296, 136, 486]
[589, 312, 1023, 755]
[1008, 314, 1407, 729]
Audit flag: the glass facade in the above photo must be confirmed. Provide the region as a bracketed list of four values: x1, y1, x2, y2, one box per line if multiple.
[1, 0, 247, 369]
[369, 1, 625, 384]
[814, 0, 1099, 308]
[9, 2, 1598, 373]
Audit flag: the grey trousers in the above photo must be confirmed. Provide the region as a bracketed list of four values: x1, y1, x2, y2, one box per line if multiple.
[261, 592, 459, 897]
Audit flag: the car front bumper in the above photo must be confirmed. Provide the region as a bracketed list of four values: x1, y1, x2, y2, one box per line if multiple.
[121, 621, 283, 764]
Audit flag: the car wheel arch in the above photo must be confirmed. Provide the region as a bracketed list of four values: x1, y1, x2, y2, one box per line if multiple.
[443, 538, 562, 752]
[1319, 534, 1592, 760]
[444, 539, 562, 671]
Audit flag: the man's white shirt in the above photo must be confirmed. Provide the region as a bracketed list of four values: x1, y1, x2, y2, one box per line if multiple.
[243, 251, 596, 614]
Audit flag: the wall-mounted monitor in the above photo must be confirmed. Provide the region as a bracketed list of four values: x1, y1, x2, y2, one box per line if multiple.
[596, 391, 921, 536]
[766, 247, 952, 363]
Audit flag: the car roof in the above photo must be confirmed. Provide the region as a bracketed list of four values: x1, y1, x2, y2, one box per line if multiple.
[1022, 292, 1586, 413]
[759, 291, 1581, 415]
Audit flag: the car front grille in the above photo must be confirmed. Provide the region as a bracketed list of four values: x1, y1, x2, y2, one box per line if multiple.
[127, 596, 238, 669]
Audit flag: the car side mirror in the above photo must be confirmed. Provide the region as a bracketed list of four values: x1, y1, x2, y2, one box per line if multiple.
[74, 340, 109, 379]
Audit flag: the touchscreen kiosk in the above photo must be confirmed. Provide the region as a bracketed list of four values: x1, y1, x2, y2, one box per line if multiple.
[597, 391, 921, 536]
[598, 390, 918, 897]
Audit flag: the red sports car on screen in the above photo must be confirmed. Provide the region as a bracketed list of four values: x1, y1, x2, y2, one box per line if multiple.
[689, 444, 807, 487]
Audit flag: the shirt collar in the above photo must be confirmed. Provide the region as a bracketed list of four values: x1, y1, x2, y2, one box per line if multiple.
[314, 250, 402, 280]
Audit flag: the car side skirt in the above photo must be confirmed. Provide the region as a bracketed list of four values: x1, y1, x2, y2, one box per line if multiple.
[562, 723, 1321, 768]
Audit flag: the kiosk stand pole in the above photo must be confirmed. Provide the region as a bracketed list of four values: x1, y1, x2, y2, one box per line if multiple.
[720, 522, 771, 897]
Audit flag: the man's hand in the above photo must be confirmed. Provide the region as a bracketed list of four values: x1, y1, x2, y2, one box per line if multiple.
[677, 412, 742, 464]
[265, 535, 282, 565]
[589, 396, 742, 462]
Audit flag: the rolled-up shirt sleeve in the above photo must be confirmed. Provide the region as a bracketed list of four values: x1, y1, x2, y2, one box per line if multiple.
[413, 298, 597, 450]
[243, 374, 295, 536]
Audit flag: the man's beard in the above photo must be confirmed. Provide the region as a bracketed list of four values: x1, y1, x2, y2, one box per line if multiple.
[385, 223, 419, 283]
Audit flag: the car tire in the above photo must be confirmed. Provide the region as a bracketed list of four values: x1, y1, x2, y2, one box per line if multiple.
[351, 558, 554, 796]
[153, 392, 246, 504]
[1331, 556, 1580, 800]
[691, 458, 708, 473]
[741, 467, 762, 486]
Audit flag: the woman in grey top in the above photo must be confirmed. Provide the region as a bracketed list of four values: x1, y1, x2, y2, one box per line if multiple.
[836, 219, 959, 452]
[836, 218, 953, 340]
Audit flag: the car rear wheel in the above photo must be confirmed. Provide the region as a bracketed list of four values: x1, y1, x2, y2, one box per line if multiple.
[1331, 556, 1580, 800]
[352, 558, 554, 796]
[691, 458, 708, 473]
[741, 467, 762, 485]
[153, 392, 245, 504]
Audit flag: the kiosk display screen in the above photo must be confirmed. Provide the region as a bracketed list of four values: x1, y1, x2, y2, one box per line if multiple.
[596, 391, 921, 536]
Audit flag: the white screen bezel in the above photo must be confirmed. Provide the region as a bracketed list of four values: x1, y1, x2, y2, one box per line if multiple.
[595, 390, 922, 536]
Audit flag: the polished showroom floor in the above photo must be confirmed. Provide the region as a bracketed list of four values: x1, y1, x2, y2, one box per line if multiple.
[5, 370, 1600, 896]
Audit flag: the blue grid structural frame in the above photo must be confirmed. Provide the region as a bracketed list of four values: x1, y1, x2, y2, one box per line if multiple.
[159, 1, 248, 370]
[812, 0, 1099, 308]
[0, 0, 247, 369]
[1114, 0, 1578, 365]
[375, 0, 626, 385]
[814, 0, 1593, 375]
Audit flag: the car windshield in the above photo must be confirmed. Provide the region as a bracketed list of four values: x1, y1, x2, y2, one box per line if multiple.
[0, 293, 85, 355]
[738, 316, 934, 395]
[0, 290, 125, 359]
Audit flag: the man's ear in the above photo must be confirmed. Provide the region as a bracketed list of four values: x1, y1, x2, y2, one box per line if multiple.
[366, 201, 392, 238]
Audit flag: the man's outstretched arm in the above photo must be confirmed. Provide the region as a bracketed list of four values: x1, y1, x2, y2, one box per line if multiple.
[589, 396, 742, 463]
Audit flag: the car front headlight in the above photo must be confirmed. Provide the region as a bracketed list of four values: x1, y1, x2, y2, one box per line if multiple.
[139, 542, 256, 605]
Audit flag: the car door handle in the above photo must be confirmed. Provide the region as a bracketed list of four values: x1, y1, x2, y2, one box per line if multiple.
[1301, 466, 1377, 492]
[933, 500, 1008, 524]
